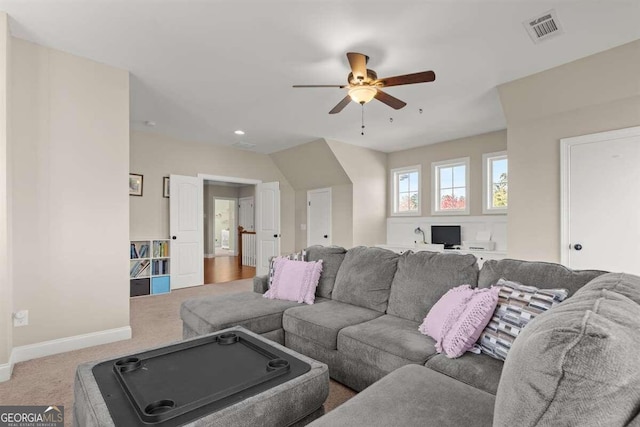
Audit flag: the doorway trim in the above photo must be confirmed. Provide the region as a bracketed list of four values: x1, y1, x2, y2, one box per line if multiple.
[560, 125, 640, 267]
[307, 187, 332, 247]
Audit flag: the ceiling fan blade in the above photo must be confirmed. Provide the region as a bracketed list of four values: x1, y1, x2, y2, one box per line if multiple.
[293, 84, 347, 88]
[374, 90, 407, 110]
[346, 52, 369, 80]
[377, 71, 436, 87]
[329, 95, 352, 114]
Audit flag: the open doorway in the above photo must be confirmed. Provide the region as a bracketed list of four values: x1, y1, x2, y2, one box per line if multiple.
[203, 179, 257, 283]
[213, 198, 236, 257]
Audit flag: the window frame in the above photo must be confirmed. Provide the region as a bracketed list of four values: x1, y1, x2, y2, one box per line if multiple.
[390, 165, 422, 217]
[482, 151, 508, 214]
[431, 157, 470, 215]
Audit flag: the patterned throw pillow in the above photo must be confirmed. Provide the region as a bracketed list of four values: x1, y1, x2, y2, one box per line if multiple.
[268, 250, 307, 289]
[263, 258, 323, 304]
[477, 279, 569, 361]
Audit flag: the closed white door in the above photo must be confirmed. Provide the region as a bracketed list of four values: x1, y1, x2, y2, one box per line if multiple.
[307, 188, 332, 246]
[239, 196, 255, 231]
[256, 182, 280, 276]
[561, 127, 640, 275]
[170, 174, 203, 289]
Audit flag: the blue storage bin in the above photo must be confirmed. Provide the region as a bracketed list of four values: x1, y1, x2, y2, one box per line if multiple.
[151, 276, 170, 294]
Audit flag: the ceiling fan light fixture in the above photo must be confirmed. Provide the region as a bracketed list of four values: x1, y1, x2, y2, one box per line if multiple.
[348, 85, 377, 104]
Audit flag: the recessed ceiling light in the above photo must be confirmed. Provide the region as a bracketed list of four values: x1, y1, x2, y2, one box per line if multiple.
[234, 130, 245, 135]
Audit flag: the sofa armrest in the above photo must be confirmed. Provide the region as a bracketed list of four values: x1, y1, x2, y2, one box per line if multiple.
[253, 275, 269, 293]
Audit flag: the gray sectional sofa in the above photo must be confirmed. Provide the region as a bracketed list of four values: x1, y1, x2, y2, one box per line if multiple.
[180, 245, 640, 426]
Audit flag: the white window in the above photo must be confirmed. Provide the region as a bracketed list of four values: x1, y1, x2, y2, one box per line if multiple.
[391, 165, 421, 216]
[432, 157, 470, 215]
[483, 151, 508, 214]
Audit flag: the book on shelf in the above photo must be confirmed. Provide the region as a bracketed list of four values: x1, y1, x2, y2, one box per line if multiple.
[136, 261, 150, 278]
[153, 241, 169, 258]
[130, 260, 150, 278]
[130, 243, 138, 259]
[139, 244, 149, 258]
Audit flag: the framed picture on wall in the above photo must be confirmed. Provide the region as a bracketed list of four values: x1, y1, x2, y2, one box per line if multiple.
[163, 177, 170, 198]
[129, 173, 143, 196]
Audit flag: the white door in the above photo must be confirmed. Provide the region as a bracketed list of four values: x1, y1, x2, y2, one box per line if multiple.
[307, 188, 332, 246]
[561, 127, 640, 275]
[256, 182, 280, 276]
[239, 196, 255, 231]
[170, 174, 204, 289]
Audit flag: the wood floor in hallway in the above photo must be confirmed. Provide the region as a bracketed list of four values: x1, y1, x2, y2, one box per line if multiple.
[204, 256, 256, 284]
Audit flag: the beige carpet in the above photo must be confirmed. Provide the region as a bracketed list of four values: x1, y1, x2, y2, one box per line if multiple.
[0, 279, 356, 426]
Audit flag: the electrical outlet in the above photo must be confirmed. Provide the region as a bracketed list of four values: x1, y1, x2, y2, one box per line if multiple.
[13, 310, 28, 327]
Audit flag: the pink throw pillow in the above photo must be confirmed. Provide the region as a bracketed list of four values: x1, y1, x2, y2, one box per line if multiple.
[263, 258, 323, 305]
[419, 285, 499, 358]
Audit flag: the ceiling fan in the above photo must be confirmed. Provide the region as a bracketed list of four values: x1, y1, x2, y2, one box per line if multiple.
[293, 52, 436, 114]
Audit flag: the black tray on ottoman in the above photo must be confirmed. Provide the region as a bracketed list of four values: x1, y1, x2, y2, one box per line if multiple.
[74, 327, 330, 427]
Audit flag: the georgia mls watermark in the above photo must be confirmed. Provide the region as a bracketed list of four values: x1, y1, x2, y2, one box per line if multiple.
[0, 406, 64, 427]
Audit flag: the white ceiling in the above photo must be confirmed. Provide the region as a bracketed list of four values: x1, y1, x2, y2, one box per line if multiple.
[1, 1, 639, 153]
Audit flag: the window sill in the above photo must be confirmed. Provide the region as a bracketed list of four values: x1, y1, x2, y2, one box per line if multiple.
[391, 211, 422, 217]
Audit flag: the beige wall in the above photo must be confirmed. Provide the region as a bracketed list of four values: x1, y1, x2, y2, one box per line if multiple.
[239, 185, 255, 199]
[0, 12, 12, 367]
[326, 140, 387, 247]
[500, 40, 640, 262]
[130, 131, 296, 254]
[11, 38, 130, 346]
[271, 139, 354, 250]
[387, 130, 507, 217]
[293, 185, 354, 250]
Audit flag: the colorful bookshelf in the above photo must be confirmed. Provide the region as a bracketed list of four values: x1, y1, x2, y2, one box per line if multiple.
[130, 239, 171, 297]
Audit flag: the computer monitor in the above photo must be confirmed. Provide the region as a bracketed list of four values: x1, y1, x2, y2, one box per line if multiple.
[431, 226, 461, 249]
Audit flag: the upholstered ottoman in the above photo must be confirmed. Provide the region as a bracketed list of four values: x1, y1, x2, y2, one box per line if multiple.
[74, 327, 329, 427]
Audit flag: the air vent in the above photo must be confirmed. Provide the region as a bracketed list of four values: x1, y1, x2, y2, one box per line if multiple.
[523, 10, 563, 44]
[232, 141, 256, 151]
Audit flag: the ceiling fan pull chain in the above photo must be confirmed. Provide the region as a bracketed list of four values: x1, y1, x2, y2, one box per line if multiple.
[361, 104, 365, 136]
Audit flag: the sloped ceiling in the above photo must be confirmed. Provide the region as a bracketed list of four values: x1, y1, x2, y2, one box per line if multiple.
[269, 139, 351, 190]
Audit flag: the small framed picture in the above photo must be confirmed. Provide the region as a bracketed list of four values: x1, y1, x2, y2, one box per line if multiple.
[129, 173, 143, 196]
[163, 177, 170, 198]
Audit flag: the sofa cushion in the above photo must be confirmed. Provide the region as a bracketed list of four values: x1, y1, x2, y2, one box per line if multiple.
[332, 246, 399, 312]
[180, 292, 328, 335]
[387, 251, 479, 323]
[338, 314, 437, 373]
[283, 300, 381, 350]
[308, 365, 495, 427]
[478, 258, 605, 296]
[425, 352, 504, 395]
[574, 271, 640, 304]
[305, 245, 347, 298]
[494, 272, 640, 426]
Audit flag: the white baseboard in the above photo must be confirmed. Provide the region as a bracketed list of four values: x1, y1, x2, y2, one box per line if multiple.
[9, 326, 131, 372]
[204, 253, 214, 258]
[0, 352, 14, 382]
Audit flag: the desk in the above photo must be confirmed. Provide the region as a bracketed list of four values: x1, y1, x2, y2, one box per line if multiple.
[375, 244, 506, 268]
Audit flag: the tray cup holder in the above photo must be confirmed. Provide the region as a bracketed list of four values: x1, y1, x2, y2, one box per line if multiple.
[266, 358, 290, 372]
[115, 357, 142, 373]
[144, 399, 176, 416]
[218, 332, 239, 345]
